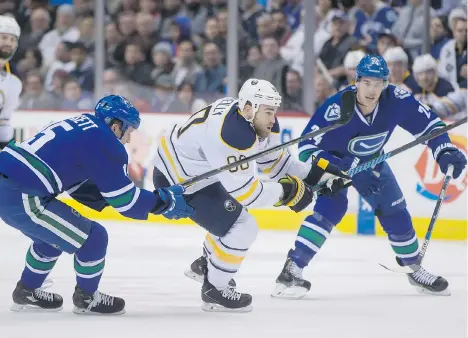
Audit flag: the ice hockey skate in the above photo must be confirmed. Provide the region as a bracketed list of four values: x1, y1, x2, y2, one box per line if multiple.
[10, 281, 63, 312]
[271, 257, 311, 299]
[72, 286, 126, 315]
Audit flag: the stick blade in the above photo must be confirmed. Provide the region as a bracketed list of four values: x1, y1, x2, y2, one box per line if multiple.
[339, 90, 356, 124]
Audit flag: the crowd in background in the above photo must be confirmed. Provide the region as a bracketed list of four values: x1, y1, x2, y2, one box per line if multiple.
[4, 0, 468, 115]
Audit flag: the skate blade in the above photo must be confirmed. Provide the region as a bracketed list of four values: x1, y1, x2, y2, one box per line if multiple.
[412, 285, 451, 296]
[184, 269, 203, 283]
[201, 302, 252, 313]
[10, 303, 63, 313]
[271, 283, 308, 299]
[72, 307, 126, 315]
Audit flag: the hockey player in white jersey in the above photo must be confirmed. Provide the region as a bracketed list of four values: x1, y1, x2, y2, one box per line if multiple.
[152, 79, 348, 312]
[0, 15, 22, 149]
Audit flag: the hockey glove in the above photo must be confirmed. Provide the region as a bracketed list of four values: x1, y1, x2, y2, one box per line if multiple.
[436, 148, 467, 179]
[339, 157, 381, 197]
[304, 158, 350, 196]
[275, 175, 314, 212]
[153, 185, 195, 220]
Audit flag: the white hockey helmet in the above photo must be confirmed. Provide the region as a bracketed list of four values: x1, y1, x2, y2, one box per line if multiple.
[238, 78, 282, 121]
[0, 15, 20, 39]
[0, 15, 21, 62]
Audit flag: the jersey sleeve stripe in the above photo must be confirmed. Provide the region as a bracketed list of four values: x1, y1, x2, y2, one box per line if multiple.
[157, 149, 177, 185]
[228, 176, 254, 194]
[260, 151, 285, 174]
[160, 136, 185, 183]
[113, 188, 141, 213]
[270, 154, 291, 179]
[101, 182, 134, 198]
[245, 181, 264, 207]
[413, 118, 445, 138]
[235, 179, 259, 202]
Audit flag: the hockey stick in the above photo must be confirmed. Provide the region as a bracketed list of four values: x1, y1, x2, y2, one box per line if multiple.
[379, 165, 455, 274]
[180, 91, 356, 187]
[310, 116, 467, 192]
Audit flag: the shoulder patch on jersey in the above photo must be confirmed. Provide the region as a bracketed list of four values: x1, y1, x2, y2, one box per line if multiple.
[271, 117, 280, 133]
[220, 105, 256, 151]
[394, 87, 411, 99]
[324, 103, 341, 121]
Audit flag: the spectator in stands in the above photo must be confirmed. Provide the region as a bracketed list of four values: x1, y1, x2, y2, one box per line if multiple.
[208, 0, 228, 15]
[44, 41, 75, 91]
[74, 0, 95, 16]
[168, 82, 207, 113]
[282, 69, 303, 111]
[151, 41, 175, 81]
[319, 11, 358, 88]
[256, 13, 275, 41]
[102, 68, 122, 95]
[172, 39, 203, 87]
[48, 69, 68, 105]
[283, 0, 303, 31]
[280, 9, 304, 73]
[69, 42, 94, 92]
[241, 0, 266, 40]
[438, 17, 467, 88]
[239, 44, 263, 88]
[216, 7, 254, 60]
[112, 0, 139, 16]
[120, 41, 154, 86]
[376, 29, 398, 57]
[135, 11, 160, 54]
[271, 10, 292, 47]
[118, 11, 137, 39]
[168, 16, 192, 54]
[195, 42, 226, 93]
[342, 49, 365, 88]
[185, 0, 209, 37]
[315, 73, 335, 108]
[39, 4, 80, 67]
[383, 46, 413, 92]
[160, 0, 188, 39]
[105, 22, 124, 67]
[151, 73, 177, 112]
[254, 37, 288, 95]
[410, 54, 455, 105]
[16, 48, 42, 80]
[314, 0, 340, 56]
[429, 16, 450, 60]
[196, 16, 225, 58]
[77, 15, 94, 52]
[448, 7, 467, 35]
[392, 0, 436, 59]
[140, 0, 162, 16]
[351, 0, 398, 52]
[19, 71, 55, 109]
[60, 77, 94, 110]
[15, 7, 50, 61]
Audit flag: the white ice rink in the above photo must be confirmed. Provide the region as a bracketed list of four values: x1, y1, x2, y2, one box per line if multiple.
[0, 220, 466, 338]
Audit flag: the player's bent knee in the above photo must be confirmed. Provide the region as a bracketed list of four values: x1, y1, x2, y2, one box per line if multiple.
[221, 210, 258, 250]
[314, 193, 348, 225]
[76, 222, 108, 259]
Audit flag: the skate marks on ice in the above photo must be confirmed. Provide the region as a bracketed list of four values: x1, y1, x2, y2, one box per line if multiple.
[0, 221, 465, 338]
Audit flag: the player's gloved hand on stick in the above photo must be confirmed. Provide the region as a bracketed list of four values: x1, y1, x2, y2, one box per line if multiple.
[275, 175, 314, 212]
[339, 156, 381, 197]
[436, 148, 467, 179]
[153, 185, 195, 219]
[304, 158, 350, 196]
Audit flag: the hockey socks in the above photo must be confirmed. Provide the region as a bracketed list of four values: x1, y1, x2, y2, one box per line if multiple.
[289, 213, 334, 268]
[20, 243, 61, 289]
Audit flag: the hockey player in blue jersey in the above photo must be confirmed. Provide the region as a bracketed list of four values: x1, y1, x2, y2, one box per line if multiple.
[272, 55, 467, 299]
[0, 95, 194, 315]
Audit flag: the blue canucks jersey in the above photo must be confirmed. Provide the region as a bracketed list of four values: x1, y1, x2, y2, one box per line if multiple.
[0, 114, 158, 220]
[298, 85, 454, 166]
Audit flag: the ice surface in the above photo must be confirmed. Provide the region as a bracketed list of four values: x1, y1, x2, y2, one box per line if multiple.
[0, 220, 466, 338]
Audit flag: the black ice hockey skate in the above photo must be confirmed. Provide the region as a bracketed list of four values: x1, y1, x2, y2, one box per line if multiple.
[11, 281, 63, 312]
[271, 257, 311, 299]
[201, 279, 252, 312]
[184, 255, 236, 287]
[72, 286, 126, 315]
[407, 267, 450, 296]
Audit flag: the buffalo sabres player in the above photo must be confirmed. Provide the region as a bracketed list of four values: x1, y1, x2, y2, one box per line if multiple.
[272, 55, 467, 299]
[152, 78, 348, 312]
[0, 95, 193, 315]
[0, 15, 22, 149]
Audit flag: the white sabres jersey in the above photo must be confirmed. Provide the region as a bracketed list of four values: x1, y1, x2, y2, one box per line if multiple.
[152, 97, 311, 208]
[0, 63, 22, 143]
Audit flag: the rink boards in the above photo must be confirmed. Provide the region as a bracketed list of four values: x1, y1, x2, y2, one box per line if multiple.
[11, 110, 468, 240]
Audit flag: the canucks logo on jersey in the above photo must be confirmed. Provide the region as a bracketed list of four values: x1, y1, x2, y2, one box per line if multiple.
[348, 132, 389, 156]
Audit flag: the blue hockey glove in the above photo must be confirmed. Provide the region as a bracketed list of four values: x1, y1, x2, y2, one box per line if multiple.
[340, 157, 381, 197]
[436, 149, 467, 179]
[153, 185, 194, 220]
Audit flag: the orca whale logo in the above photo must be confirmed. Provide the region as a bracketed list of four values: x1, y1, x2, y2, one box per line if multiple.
[348, 132, 389, 156]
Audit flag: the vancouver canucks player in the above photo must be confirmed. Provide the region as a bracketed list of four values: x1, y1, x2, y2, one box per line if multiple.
[0, 15, 22, 149]
[152, 78, 348, 312]
[0, 95, 194, 315]
[272, 55, 467, 299]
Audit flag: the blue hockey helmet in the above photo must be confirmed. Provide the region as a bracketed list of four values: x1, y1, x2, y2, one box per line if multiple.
[356, 54, 389, 83]
[94, 95, 141, 134]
